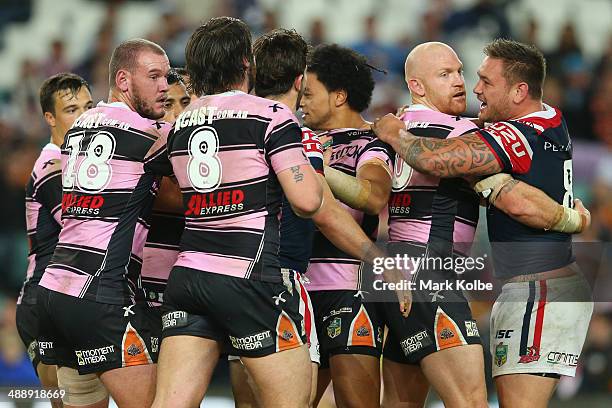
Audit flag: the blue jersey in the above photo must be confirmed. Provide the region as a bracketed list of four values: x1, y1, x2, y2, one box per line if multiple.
[478, 104, 574, 278]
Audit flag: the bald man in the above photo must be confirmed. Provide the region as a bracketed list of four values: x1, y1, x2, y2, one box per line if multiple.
[375, 42, 489, 408]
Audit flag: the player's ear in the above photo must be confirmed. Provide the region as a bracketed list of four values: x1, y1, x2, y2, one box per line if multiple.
[44, 111, 56, 128]
[407, 78, 425, 97]
[294, 74, 304, 93]
[513, 82, 529, 104]
[116, 69, 130, 92]
[334, 89, 347, 107]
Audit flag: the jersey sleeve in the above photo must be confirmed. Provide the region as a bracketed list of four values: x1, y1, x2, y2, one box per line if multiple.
[144, 124, 174, 176]
[356, 137, 394, 176]
[264, 110, 309, 174]
[301, 127, 324, 174]
[476, 121, 534, 174]
[34, 160, 63, 224]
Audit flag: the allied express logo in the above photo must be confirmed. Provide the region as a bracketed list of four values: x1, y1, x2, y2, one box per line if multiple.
[62, 193, 104, 215]
[185, 189, 245, 216]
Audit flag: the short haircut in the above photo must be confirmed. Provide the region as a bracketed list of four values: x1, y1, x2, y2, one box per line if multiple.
[167, 68, 183, 86]
[39, 72, 90, 115]
[185, 17, 253, 96]
[306, 44, 374, 112]
[484, 38, 546, 99]
[253, 29, 309, 98]
[108, 38, 166, 88]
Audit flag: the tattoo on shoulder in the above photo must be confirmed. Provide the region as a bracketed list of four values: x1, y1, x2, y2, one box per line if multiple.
[399, 132, 502, 177]
[290, 166, 304, 183]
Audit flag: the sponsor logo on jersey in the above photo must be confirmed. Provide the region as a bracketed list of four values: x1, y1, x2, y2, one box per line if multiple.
[161, 311, 188, 329]
[465, 320, 480, 337]
[495, 342, 508, 367]
[151, 337, 159, 353]
[327, 317, 342, 339]
[400, 330, 432, 356]
[27, 340, 38, 362]
[388, 193, 412, 215]
[322, 307, 352, 322]
[38, 341, 54, 356]
[230, 330, 274, 351]
[175, 107, 249, 131]
[546, 351, 578, 367]
[184, 190, 245, 216]
[495, 329, 514, 339]
[75, 345, 115, 366]
[62, 193, 104, 216]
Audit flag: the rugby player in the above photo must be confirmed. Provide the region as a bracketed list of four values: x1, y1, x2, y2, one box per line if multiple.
[230, 28, 407, 408]
[374, 39, 593, 408]
[163, 68, 190, 121]
[37, 39, 172, 408]
[152, 18, 323, 408]
[300, 44, 394, 408]
[16, 73, 107, 408]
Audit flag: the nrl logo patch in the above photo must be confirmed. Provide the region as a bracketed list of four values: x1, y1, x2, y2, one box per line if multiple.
[495, 342, 508, 367]
[327, 317, 341, 339]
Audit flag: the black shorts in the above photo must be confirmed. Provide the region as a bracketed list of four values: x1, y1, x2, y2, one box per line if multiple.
[161, 266, 307, 358]
[309, 290, 384, 369]
[16, 300, 41, 372]
[382, 242, 482, 364]
[37, 286, 161, 374]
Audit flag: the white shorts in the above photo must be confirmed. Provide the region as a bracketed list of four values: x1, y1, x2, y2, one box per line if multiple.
[490, 274, 593, 378]
[228, 272, 320, 365]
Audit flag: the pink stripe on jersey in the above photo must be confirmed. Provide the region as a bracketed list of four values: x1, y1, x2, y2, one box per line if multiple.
[131, 223, 148, 259]
[174, 251, 252, 278]
[58, 220, 114, 250]
[142, 247, 178, 281]
[306, 263, 361, 291]
[40, 267, 90, 297]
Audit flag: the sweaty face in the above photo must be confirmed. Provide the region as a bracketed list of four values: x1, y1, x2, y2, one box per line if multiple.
[52, 87, 94, 141]
[419, 49, 466, 115]
[129, 51, 170, 120]
[163, 83, 191, 122]
[473, 57, 513, 123]
[300, 72, 334, 131]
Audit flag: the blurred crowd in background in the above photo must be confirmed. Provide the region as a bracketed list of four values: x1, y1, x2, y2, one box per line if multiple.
[0, 0, 610, 405]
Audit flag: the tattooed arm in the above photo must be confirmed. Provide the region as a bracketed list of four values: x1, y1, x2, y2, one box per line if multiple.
[278, 164, 323, 218]
[372, 113, 502, 177]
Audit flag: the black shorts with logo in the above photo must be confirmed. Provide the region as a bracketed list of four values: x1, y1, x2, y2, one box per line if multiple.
[161, 266, 307, 358]
[309, 290, 384, 369]
[382, 242, 482, 364]
[37, 286, 160, 374]
[16, 299, 42, 373]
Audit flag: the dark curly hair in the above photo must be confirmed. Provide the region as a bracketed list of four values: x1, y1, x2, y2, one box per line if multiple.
[253, 29, 309, 98]
[185, 17, 253, 96]
[306, 44, 374, 112]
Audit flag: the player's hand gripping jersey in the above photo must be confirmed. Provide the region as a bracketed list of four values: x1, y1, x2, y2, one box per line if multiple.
[391, 105, 480, 256]
[307, 128, 393, 291]
[39, 102, 172, 305]
[19, 144, 63, 305]
[476, 104, 575, 278]
[167, 91, 310, 281]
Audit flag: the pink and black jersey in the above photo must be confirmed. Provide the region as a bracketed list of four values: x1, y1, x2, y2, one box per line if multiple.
[39, 102, 173, 305]
[477, 104, 574, 278]
[141, 180, 184, 306]
[307, 128, 393, 291]
[19, 144, 63, 305]
[389, 105, 480, 256]
[279, 127, 324, 274]
[167, 91, 309, 282]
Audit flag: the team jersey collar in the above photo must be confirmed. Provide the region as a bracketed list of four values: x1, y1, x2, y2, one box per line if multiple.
[217, 90, 246, 97]
[97, 101, 131, 110]
[407, 104, 432, 111]
[517, 103, 557, 120]
[43, 143, 61, 152]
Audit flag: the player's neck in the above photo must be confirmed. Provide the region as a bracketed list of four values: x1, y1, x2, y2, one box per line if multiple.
[327, 108, 369, 130]
[266, 91, 297, 114]
[411, 96, 439, 112]
[50, 132, 63, 148]
[108, 89, 136, 112]
[510, 100, 545, 120]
